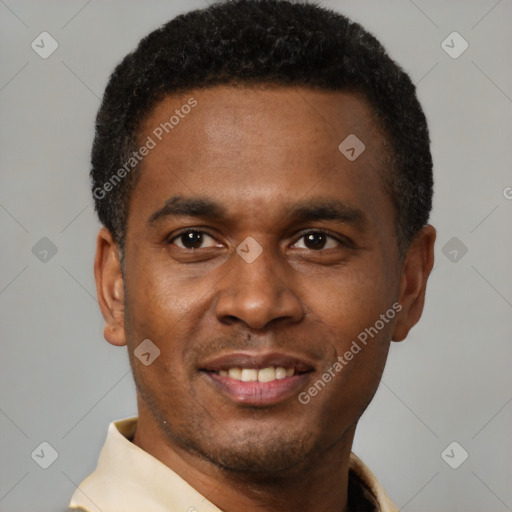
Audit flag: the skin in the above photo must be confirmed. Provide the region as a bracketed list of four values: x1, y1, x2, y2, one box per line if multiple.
[94, 85, 435, 512]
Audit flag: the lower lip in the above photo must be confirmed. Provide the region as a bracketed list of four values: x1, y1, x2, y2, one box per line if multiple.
[204, 372, 310, 406]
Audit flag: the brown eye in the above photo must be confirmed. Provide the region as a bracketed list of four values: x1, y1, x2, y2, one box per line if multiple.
[170, 230, 219, 249]
[293, 231, 341, 251]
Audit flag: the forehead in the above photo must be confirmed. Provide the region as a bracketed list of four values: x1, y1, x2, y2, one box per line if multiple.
[138, 85, 386, 160]
[129, 86, 393, 232]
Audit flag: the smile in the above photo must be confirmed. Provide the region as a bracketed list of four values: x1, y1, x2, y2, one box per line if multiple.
[200, 352, 315, 406]
[217, 366, 295, 382]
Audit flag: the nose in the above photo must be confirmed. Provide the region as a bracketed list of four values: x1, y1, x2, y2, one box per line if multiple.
[215, 244, 304, 330]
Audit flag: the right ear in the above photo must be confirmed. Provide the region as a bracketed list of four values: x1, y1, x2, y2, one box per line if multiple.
[94, 227, 126, 346]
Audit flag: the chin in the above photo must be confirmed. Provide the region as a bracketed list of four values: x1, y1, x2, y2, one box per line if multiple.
[186, 424, 320, 475]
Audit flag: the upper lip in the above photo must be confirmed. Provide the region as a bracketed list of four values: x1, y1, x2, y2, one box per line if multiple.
[200, 352, 316, 373]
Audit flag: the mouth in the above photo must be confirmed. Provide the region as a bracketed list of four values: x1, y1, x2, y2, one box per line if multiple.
[199, 352, 315, 406]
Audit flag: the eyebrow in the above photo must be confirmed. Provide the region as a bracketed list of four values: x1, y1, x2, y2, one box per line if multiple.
[147, 195, 367, 230]
[147, 196, 227, 226]
[287, 199, 366, 228]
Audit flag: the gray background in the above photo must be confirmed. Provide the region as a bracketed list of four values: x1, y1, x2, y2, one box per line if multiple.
[1, 0, 511, 510]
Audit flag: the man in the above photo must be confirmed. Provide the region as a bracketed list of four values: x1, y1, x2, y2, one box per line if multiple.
[69, 0, 435, 510]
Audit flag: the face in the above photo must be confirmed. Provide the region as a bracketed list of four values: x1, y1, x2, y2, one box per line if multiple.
[96, 85, 435, 474]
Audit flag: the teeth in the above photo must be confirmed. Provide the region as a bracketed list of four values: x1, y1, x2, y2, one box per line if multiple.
[258, 367, 275, 382]
[241, 369, 258, 382]
[275, 367, 287, 379]
[219, 366, 295, 382]
[228, 368, 242, 380]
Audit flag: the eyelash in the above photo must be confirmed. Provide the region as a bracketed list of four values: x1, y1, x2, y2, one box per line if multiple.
[167, 228, 352, 250]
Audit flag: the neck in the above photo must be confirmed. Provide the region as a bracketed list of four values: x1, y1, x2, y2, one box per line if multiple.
[132, 406, 356, 512]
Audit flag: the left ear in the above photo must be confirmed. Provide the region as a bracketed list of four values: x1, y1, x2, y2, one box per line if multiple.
[392, 225, 436, 342]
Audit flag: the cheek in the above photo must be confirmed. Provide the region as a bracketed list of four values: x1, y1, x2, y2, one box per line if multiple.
[306, 260, 396, 349]
[124, 261, 193, 335]
[308, 266, 395, 414]
[123, 264, 211, 384]
[124, 269, 195, 402]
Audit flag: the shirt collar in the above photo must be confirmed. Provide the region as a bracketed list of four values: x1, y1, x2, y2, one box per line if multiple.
[69, 416, 398, 512]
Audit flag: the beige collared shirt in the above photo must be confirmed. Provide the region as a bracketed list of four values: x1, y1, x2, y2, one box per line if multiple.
[68, 417, 398, 512]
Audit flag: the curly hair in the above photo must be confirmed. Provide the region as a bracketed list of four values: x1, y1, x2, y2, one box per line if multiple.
[91, 0, 433, 259]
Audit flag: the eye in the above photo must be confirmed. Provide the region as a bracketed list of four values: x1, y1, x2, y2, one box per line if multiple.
[292, 230, 344, 251]
[169, 229, 220, 250]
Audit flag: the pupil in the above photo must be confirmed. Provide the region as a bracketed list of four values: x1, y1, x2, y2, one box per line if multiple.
[182, 231, 203, 249]
[305, 232, 325, 250]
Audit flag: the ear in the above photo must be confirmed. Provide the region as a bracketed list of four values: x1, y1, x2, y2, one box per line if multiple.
[392, 225, 436, 342]
[94, 227, 126, 346]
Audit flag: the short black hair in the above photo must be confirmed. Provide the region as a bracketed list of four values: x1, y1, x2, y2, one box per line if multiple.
[91, 0, 433, 259]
